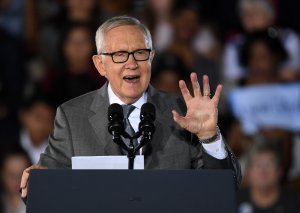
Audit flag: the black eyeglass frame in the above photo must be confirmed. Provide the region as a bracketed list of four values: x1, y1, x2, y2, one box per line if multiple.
[99, 48, 152, 63]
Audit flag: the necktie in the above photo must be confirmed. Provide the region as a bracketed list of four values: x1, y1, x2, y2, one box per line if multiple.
[122, 105, 139, 155]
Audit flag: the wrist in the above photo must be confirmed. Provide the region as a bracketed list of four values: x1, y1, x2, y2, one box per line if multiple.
[198, 127, 221, 144]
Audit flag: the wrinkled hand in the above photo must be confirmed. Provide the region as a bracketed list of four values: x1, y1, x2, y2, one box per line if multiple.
[172, 73, 222, 139]
[20, 164, 47, 198]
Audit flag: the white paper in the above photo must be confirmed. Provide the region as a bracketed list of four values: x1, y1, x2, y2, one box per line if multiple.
[71, 156, 144, 170]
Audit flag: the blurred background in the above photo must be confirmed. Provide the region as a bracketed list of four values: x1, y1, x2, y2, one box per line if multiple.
[0, 0, 300, 212]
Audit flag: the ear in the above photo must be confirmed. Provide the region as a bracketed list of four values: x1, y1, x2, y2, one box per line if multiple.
[92, 55, 106, 77]
[149, 50, 155, 63]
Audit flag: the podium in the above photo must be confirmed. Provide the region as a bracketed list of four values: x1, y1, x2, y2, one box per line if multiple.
[26, 170, 237, 213]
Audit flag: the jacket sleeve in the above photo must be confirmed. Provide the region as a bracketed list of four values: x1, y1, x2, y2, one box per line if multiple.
[202, 141, 242, 189]
[38, 106, 73, 169]
[175, 95, 242, 189]
[191, 134, 242, 189]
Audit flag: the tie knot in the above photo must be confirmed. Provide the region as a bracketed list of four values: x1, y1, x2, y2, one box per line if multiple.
[122, 104, 135, 118]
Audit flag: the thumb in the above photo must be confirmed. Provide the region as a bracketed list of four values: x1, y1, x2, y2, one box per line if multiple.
[172, 110, 187, 129]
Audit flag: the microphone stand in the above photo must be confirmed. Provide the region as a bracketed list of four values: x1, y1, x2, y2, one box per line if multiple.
[127, 133, 153, 170]
[111, 133, 141, 170]
[127, 137, 135, 170]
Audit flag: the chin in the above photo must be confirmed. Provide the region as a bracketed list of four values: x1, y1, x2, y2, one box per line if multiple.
[126, 92, 142, 100]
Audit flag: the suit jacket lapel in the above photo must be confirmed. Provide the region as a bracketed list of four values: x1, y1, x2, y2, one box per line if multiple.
[88, 84, 171, 161]
[143, 85, 170, 167]
[89, 83, 122, 155]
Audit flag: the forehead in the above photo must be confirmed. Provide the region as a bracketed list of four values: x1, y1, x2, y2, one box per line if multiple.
[251, 151, 276, 162]
[103, 25, 147, 51]
[242, 3, 267, 14]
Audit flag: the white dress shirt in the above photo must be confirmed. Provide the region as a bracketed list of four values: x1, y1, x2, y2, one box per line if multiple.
[107, 84, 227, 159]
[20, 129, 48, 164]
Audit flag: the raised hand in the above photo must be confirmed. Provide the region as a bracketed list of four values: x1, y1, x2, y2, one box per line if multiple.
[172, 73, 222, 140]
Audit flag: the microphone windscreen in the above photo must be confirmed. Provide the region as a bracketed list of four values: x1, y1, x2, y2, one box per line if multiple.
[141, 103, 155, 121]
[108, 103, 123, 121]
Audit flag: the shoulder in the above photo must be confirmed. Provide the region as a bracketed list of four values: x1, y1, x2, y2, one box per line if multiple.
[148, 86, 186, 114]
[59, 89, 102, 113]
[280, 28, 300, 40]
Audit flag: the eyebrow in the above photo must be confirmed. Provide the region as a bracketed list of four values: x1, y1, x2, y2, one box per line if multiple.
[104, 48, 148, 52]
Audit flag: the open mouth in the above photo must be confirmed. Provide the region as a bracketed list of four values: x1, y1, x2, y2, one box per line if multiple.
[123, 75, 140, 83]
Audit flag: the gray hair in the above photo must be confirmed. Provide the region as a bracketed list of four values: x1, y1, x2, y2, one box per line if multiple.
[95, 15, 153, 54]
[239, 0, 275, 20]
[245, 139, 282, 169]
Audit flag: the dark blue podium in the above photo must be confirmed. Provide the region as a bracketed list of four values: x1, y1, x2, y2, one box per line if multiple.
[26, 169, 237, 213]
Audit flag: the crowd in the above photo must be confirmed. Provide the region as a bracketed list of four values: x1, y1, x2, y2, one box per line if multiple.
[0, 0, 300, 212]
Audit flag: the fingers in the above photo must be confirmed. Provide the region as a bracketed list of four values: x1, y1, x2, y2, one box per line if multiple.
[202, 75, 211, 97]
[190, 73, 201, 97]
[20, 167, 30, 198]
[172, 110, 187, 129]
[212, 84, 223, 105]
[20, 165, 47, 198]
[179, 80, 192, 103]
[179, 73, 222, 105]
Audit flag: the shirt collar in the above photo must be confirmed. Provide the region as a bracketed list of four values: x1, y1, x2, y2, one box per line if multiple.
[20, 129, 48, 150]
[107, 83, 147, 110]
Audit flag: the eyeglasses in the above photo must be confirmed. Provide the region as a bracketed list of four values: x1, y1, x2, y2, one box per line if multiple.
[100, 49, 152, 63]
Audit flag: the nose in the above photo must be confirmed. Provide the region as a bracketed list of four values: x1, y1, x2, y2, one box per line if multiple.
[125, 53, 138, 69]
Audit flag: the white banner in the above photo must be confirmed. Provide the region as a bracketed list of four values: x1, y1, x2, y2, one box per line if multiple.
[229, 83, 300, 134]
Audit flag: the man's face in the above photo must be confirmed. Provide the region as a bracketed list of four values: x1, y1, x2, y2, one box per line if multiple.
[93, 25, 154, 104]
[20, 102, 55, 146]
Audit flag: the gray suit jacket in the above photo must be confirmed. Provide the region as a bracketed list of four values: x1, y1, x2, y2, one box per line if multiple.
[39, 83, 241, 187]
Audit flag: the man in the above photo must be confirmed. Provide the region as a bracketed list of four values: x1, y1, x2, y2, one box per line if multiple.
[19, 93, 55, 164]
[21, 16, 241, 198]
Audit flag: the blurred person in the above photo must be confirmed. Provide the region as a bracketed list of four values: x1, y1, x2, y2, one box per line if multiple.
[237, 142, 300, 213]
[193, 25, 223, 63]
[166, 1, 221, 90]
[0, 0, 38, 54]
[223, 0, 300, 83]
[225, 30, 292, 178]
[39, 0, 98, 67]
[35, 0, 60, 23]
[287, 135, 300, 191]
[0, 0, 24, 38]
[19, 93, 56, 164]
[143, 0, 222, 61]
[238, 29, 288, 85]
[227, 128, 293, 184]
[142, 0, 174, 52]
[151, 53, 189, 93]
[97, 0, 134, 22]
[220, 29, 288, 118]
[42, 22, 106, 104]
[0, 147, 31, 213]
[64, 0, 97, 22]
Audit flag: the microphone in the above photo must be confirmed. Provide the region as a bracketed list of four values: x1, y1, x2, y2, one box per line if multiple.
[108, 103, 124, 136]
[137, 103, 156, 150]
[107, 103, 128, 151]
